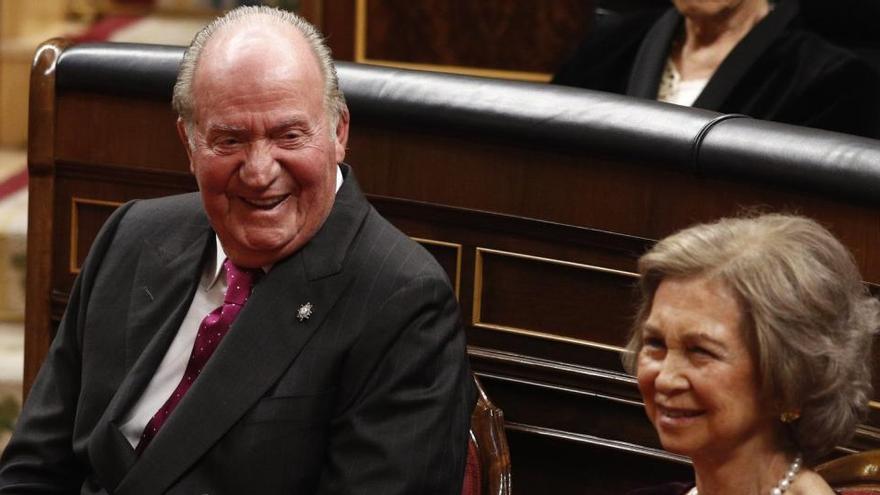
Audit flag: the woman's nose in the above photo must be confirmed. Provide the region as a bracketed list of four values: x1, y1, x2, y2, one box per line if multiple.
[654, 353, 689, 393]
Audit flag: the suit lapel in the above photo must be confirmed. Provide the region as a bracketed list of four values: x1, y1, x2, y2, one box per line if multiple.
[115, 166, 370, 495]
[89, 216, 211, 491]
[694, 0, 798, 110]
[626, 7, 680, 99]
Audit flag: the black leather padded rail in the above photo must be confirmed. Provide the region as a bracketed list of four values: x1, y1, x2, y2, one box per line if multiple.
[57, 42, 183, 99]
[54, 42, 880, 204]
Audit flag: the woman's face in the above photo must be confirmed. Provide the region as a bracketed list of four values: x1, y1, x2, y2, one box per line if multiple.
[636, 275, 778, 460]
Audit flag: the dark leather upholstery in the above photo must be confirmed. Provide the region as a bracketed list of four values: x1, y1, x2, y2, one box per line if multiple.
[57, 42, 181, 99]
[55, 41, 880, 204]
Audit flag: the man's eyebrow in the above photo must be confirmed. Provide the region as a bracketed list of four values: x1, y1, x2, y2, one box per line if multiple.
[207, 123, 247, 134]
[269, 117, 311, 134]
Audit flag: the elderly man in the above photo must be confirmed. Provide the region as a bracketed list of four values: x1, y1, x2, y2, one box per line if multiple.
[0, 6, 474, 494]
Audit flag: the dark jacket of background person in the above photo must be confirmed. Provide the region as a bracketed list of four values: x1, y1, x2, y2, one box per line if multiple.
[552, 0, 880, 139]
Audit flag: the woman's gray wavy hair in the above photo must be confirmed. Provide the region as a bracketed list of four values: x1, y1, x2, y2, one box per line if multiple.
[172, 6, 346, 136]
[624, 213, 879, 461]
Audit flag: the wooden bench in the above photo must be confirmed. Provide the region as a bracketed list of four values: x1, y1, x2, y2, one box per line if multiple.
[26, 39, 880, 493]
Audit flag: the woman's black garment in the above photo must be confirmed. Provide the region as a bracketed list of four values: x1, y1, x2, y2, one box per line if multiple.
[553, 0, 880, 139]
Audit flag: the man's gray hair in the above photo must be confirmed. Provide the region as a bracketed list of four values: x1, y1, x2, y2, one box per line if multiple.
[172, 5, 346, 130]
[624, 213, 880, 461]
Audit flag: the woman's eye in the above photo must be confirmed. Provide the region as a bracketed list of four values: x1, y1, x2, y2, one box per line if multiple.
[643, 337, 664, 349]
[689, 346, 714, 358]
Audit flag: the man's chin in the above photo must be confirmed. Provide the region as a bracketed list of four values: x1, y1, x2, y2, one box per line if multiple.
[222, 235, 303, 269]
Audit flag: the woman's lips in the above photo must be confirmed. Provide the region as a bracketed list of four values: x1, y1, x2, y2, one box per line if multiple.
[656, 405, 705, 426]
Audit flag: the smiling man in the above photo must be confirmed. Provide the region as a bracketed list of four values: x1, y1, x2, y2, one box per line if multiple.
[0, 6, 475, 494]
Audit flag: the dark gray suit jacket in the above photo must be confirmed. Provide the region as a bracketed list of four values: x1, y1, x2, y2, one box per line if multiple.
[0, 166, 475, 494]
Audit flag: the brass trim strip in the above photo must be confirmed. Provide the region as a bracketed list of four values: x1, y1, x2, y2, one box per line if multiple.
[358, 58, 552, 82]
[69, 197, 123, 274]
[476, 247, 640, 278]
[468, 345, 636, 385]
[353, 0, 551, 82]
[476, 371, 643, 408]
[471, 247, 636, 351]
[355, 0, 367, 61]
[504, 421, 692, 465]
[411, 237, 462, 298]
[473, 322, 627, 352]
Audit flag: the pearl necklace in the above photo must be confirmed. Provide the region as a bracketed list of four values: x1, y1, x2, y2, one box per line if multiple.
[686, 454, 802, 495]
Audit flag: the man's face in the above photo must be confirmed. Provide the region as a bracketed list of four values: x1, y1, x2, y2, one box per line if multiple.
[180, 25, 348, 268]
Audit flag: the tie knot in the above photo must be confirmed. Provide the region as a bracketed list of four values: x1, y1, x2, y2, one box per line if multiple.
[223, 259, 261, 305]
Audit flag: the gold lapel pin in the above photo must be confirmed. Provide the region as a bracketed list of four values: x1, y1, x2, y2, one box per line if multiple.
[296, 302, 313, 322]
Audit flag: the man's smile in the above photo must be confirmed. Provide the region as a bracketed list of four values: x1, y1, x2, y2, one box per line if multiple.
[239, 194, 289, 210]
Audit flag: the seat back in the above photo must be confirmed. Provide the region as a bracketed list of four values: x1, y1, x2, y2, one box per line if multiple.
[464, 376, 511, 495]
[817, 449, 880, 493]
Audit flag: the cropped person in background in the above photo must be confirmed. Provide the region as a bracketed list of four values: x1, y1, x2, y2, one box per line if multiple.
[625, 214, 879, 494]
[553, 0, 880, 139]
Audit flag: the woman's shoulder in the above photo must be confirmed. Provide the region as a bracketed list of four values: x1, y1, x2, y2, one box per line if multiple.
[627, 482, 693, 495]
[790, 469, 837, 495]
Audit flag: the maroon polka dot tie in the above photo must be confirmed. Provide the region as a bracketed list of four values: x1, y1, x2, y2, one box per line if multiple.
[135, 259, 261, 455]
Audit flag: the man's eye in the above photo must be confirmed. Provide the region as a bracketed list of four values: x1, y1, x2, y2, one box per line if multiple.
[278, 133, 303, 145]
[643, 337, 664, 349]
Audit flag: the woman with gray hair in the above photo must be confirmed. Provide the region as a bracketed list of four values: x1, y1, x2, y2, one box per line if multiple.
[627, 213, 879, 495]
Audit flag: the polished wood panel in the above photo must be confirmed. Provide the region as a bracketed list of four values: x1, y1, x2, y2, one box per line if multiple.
[315, 0, 666, 80]
[474, 247, 638, 348]
[69, 198, 122, 273]
[55, 93, 186, 170]
[359, 0, 592, 76]
[505, 428, 692, 493]
[414, 239, 462, 297]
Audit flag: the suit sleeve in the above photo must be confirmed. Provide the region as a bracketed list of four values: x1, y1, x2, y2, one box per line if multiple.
[317, 273, 476, 495]
[0, 201, 135, 493]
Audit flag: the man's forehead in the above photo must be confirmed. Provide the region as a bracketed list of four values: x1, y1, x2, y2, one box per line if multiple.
[197, 21, 319, 83]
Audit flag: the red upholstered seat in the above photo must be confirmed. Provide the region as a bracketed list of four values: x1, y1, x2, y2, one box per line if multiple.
[461, 436, 482, 495]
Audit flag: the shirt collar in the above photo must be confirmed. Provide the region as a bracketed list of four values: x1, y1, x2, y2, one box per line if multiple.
[204, 164, 344, 289]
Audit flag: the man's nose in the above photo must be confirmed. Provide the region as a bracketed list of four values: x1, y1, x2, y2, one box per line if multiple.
[654, 353, 689, 393]
[240, 141, 277, 187]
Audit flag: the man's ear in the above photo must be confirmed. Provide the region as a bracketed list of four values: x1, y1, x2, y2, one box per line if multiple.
[333, 106, 350, 164]
[176, 118, 195, 174]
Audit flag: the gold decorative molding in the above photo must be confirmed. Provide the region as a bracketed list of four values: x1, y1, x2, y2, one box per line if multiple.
[69, 197, 123, 274]
[411, 237, 462, 298]
[472, 247, 637, 351]
[354, 0, 552, 82]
